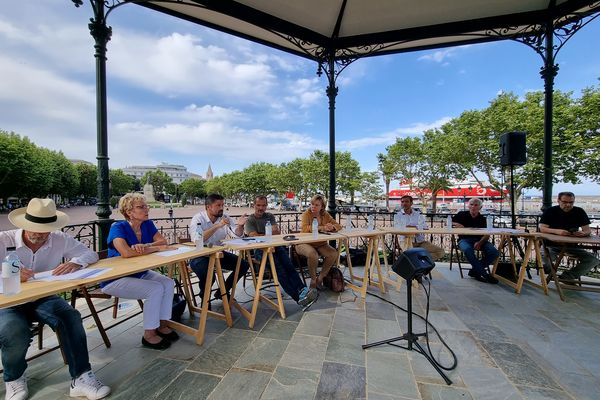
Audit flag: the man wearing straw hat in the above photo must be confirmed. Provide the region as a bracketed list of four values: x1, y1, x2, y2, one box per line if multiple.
[0, 198, 111, 400]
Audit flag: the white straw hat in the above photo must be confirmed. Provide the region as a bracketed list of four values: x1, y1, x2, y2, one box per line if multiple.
[8, 198, 70, 233]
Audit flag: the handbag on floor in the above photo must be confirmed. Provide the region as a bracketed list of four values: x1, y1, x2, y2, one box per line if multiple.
[171, 279, 187, 322]
[323, 267, 345, 292]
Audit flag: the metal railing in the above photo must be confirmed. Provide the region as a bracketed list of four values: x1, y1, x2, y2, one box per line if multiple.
[60, 211, 598, 270]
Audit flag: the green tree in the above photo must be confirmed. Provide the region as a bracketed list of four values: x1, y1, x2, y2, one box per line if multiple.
[180, 178, 206, 203]
[110, 169, 135, 196]
[358, 171, 383, 203]
[240, 162, 275, 200]
[0, 131, 45, 200]
[140, 169, 172, 197]
[76, 163, 97, 199]
[377, 153, 396, 208]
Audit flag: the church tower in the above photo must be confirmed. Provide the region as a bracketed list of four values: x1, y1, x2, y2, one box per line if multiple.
[206, 164, 214, 181]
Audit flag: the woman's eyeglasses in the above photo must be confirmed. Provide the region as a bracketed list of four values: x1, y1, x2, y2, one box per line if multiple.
[134, 204, 149, 210]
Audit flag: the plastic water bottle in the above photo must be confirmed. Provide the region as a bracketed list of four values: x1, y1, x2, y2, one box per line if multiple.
[2, 247, 21, 296]
[195, 223, 204, 249]
[265, 220, 272, 242]
[312, 217, 319, 238]
[367, 214, 374, 231]
[486, 215, 494, 229]
[446, 215, 453, 230]
[345, 217, 352, 232]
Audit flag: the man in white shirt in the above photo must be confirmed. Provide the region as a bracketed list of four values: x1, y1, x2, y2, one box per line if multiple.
[188, 194, 249, 304]
[399, 195, 445, 261]
[0, 198, 110, 400]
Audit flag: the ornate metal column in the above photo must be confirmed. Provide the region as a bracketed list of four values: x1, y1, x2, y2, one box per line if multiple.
[540, 20, 558, 211]
[489, 5, 599, 210]
[320, 54, 339, 216]
[73, 0, 118, 249]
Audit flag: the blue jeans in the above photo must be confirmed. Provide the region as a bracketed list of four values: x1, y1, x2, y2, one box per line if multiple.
[543, 245, 600, 279]
[458, 238, 499, 276]
[189, 251, 250, 297]
[0, 295, 91, 382]
[254, 247, 305, 302]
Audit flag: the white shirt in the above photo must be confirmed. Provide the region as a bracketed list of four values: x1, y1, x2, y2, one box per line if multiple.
[0, 229, 99, 273]
[189, 210, 241, 246]
[401, 208, 425, 244]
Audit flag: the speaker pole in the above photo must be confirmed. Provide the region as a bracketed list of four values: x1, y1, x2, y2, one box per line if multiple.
[362, 277, 452, 385]
[510, 165, 516, 230]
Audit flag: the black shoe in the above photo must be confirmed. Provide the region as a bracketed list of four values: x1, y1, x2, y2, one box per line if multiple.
[141, 337, 171, 350]
[157, 330, 180, 342]
[483, 274, 499, 284]
[468, 269, 486, 283]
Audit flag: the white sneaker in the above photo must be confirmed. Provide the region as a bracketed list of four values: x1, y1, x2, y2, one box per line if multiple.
[4, 374, 28, 400]
[69, 370, 111, 400]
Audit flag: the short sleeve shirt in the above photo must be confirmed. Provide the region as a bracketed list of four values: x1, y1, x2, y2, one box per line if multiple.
[245, 213, 276, 235]
[453, 210, 486, 241]
[104, 220, 158, 283]
[540, 205, 590, 231]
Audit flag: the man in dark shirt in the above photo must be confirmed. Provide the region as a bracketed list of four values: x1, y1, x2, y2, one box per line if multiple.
[245, 195, 317, 309]
[453, 197, 499, 284]
[539, 192, 599, 280]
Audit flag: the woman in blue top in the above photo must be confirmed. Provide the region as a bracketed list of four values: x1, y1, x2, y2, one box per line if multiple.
[101, 193, 178, 350]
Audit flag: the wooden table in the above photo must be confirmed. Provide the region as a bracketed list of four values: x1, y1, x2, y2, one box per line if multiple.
[1, 245, 231, 346]
[539, 233, 600, 301]
[225, 232, 346, 327]
[383, 227, 547, 295]
[338, 228, 389, 297]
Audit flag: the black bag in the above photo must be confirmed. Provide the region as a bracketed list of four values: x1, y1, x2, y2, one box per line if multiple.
[495, 262, 519, 282]
[323, 267, 345, 292]
[171, 279, 186, 322]
[341, 247, 366, 266]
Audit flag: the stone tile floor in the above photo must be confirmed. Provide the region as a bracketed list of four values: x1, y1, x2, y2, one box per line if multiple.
[3, 263, 600, 399]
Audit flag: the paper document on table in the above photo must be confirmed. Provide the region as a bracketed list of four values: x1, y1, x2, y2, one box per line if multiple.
[33, 268, 111, 282]
[226, 237, 267, 245]
[154, 246, 194, 257]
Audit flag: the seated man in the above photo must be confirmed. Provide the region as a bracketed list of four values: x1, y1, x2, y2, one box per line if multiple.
[0, 198, 111, 400]
[245, 196, 318, 309]
[398, 195, 445, 260]
[539, 191, 599, 281]
[189, 193, 250, 302]
[452, 198, 499, 284]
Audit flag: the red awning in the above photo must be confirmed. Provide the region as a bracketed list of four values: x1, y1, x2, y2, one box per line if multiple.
[389, 186, 504, 199]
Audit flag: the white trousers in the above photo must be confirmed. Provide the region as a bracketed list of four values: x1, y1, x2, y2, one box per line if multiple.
[101, 270, 174, 330]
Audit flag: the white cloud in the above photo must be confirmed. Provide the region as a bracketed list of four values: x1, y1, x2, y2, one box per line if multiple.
[339, 117, 452, 150]
[417, 45, 472, 64]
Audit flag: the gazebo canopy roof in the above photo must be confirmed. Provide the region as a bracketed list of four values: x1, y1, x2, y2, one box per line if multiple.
[141, 0, 600, 61]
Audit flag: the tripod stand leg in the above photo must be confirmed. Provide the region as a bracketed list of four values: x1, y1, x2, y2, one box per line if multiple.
[412, 340, 452, 385]
[362, 335, 407, 350]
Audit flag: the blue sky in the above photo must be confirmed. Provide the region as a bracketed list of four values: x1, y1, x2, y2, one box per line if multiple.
[1, 1, 599, 195]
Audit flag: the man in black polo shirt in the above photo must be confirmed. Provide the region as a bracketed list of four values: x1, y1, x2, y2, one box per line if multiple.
[539, 191, 599, 280]
[453, 197, 499, 284]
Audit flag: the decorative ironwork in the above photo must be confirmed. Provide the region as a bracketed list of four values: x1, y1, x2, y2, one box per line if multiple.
[484, 4, 600, 65]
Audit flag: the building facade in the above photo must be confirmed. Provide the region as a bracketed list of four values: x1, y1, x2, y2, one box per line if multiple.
[123, 163, 195, 184]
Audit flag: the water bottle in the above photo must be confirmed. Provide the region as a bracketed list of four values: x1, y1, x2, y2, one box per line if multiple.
[446, 215, 453, 231]
[345, 216, 352, 231]
[195, 223, 204, 249]
[367, 214, 374, 231]
[312, 217, 319, 238]
[265, 220, 272, 242]
[486, 215, 494, 229]
[2, 247, 21, 296]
